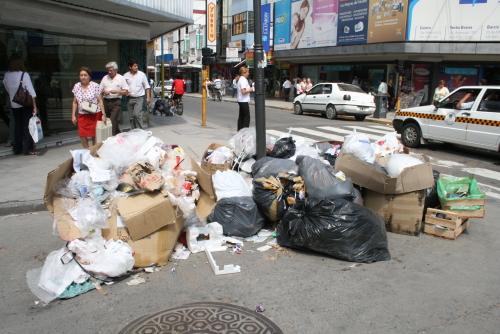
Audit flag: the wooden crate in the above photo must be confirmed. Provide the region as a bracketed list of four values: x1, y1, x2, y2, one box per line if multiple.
[424, 208, 469, 240]
[442, 198, 485, 218]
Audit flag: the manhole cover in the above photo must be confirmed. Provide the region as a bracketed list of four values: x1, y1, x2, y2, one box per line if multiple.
[118, 302, 283, 334]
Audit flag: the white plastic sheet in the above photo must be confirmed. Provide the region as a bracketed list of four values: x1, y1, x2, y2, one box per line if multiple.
[97, 129, 152, 170]
[385, 154, 424, 177]
[343, 131, 376, 164]
[212, 170, 252, 200]
[68, 198, 108, 237]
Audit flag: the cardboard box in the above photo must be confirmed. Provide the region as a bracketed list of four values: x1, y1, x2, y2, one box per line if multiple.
[424, 208, 469, 240]
[364, 189, 426, 236]
[201, 143, 233, 174]
[191, 157, 216, 199]
[335, 153, 434, 194]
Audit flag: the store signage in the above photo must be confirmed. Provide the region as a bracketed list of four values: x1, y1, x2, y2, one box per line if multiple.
[407, 0, 500, 41]
[274, 0, 292, 50]
[367, 0, 408, 43]
[207, 0, 217, 51]
[337, 0, 369, 45]
[229, 40, 244, 51]
[226, 47, 239, 59]
[262, 3, 272, 52]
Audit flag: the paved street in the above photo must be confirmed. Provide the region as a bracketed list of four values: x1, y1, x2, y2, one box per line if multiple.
[1, 97, 500, 334]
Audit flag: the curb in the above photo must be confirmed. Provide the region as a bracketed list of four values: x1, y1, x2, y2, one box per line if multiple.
[0, 200, 47, 216]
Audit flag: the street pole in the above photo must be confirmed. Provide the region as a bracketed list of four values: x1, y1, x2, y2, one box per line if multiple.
[253, 0, 266, 159]
[201, 1, 208, 127]
[160, 34, 165, 99]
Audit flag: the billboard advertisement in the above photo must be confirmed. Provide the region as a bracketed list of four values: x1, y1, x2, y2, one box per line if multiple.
[337, 0, 369, 45]
[274, 0, 292, 50]
[262, 3, 271, 52]
[290, 0, 339, 49]
[367, 0, 408, 43]
[207, 0, 217, 51]
[407, 0, 500, 41]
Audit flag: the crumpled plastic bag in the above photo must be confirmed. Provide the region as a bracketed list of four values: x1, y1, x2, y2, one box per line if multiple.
[229, 127, 256, 158]
[208, 196, 265, 238]
[374, 132, 404, 157]
[206, 146, 234, 164]
[212, 170, 252, 200]
[68, 198, 108, 237]
[289, 143, 322, 161]
[277, 199, 391, 263]
[269, 137, 296, 159]
[126, 161, 165, 192]
[29, 115, 43, 143]
[67, 234, 134, 278]
[342, 131, 375, 164]
[97, 129, 152, 170]
[385, 154, 424, 177]
[251, 157, 299, 179]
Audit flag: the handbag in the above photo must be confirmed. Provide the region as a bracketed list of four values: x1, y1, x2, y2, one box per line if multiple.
[12, 72, 33, 108]
[81, 100, 98, 113]
[96, 120, 112, 143]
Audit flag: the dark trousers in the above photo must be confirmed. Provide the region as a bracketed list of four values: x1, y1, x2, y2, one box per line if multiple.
[104, 98, 121, 135]
[284, 88, 291, 101]
[237, 102, 250, 131]
[13, 107, 34, 154]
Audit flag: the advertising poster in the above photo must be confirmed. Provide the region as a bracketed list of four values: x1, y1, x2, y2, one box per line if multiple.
[274, 0, 292, 50]
[367, 0, 408, 43]
[262, 3, 271, 52]
[407, 0, 500, 41]
[207, 0, 217, 51]
[290, 0, 339, 49]
[337, 0, 369, 45]
[439, 67, 479, 91]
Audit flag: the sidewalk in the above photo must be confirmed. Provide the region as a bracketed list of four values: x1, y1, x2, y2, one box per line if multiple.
[0, 113, 236, 215]
[185, 93, 394, 125]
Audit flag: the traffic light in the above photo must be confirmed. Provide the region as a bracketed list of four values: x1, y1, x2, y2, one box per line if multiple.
[202, 47, 216, 65]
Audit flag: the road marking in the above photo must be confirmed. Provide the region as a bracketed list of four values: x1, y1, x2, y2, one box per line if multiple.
[345, 125, 394, 135]
[431, 159, 465, 168]
[266, 130, 316, 145]
[462, 167, 500, 182]
[290, 127, 345, 142]
[485, 191, 500, 201]
[317, 126, 380, 140]
[368, 125, 395, 131]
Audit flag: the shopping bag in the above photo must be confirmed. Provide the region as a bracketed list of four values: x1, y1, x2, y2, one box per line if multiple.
[96, 120, 112, 143]
[29, 115, 44, 143]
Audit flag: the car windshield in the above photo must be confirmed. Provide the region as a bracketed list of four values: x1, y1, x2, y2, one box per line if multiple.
[337, 83, 365, 93]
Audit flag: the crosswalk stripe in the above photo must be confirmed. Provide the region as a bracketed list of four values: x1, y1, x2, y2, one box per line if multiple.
[266, 130, 316, 145]
[463, 167, 500, 182]
[317, 126, 380, 140]
[345, 125, 394, 135]
[368, 125, 395, 131]
[290, 127, 345, 142]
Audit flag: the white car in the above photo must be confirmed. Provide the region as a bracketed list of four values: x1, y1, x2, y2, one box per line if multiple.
[293, 83, 376, 121]
[393, 86, 500, 152]
[153, 79, 173, 97]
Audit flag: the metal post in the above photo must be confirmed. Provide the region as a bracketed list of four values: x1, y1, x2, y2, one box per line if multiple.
[202, 65, 208, 127]
[253, 0, 266, 159]
[160, 34, 165, 99]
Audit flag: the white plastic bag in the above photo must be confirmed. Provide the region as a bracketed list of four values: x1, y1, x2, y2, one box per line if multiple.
[212, 170, 252, 200]
[228, 127, 256, 158]
[289, 143, 321, 161]
[97, 129, 152, 169]
[28, 248, 89, 303]
[374, 132, 403, 157]
[29, 115, 43, 143]
[67, 170, 93, 198]
[206, 146, 234, 164]
[343, 131, 376, 164]
[385, 154, 424, 177]
[68, 235, 134, 278]
[68, 198, 108, 237]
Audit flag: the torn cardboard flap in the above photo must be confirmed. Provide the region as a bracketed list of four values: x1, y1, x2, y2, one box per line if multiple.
[196, 190, 216, 221]
[191, 157, 216, 199]
[44, 159, 74, 213]
[116, 193, 177, 241]
[53, 196, 83, 241]
[335, 153, 434, 194]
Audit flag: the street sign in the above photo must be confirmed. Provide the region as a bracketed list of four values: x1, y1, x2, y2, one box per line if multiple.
[207, 0, 217, 52]
[226, 47, 239, 59]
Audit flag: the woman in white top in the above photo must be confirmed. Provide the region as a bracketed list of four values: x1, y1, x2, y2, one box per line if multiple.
[433, 80, 450, 104]
[2, 56, 38, 155]
[306, 78, 313, 92]
[236, 67, 254, 130]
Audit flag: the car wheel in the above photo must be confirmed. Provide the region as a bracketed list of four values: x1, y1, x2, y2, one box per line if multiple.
[294, 102, 303, 115]
[401, 123, 421, 148]
[326, 105, 337, 120]
[354, 115, 366, 121]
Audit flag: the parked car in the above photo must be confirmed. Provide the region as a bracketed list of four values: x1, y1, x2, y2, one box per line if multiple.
[393, 86, 500, 152]
[153, 79, 173, 97]
[293, 83, 376, 121]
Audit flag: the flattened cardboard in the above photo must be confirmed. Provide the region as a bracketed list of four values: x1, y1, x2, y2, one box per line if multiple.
[191, 157, 216, 199]
[196, 190, 216, 220]
[103, 208, 184, 268]
[116, 193, 177, 241]
[53, 197, 83, 241]
[364, 189, 426, 236]
[44, 159, 74, 212]
[335, 153, 434, 194]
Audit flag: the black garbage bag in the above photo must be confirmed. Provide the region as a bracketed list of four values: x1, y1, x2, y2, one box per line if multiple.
[424, 170, 441, 209]
[269, 137, 296, 159]
[277, 199, 390, 263]
[208, 196, 265, 237]
[297, 156, 354, 201]
[323, 153, 337, 166]
[252, 157, 298, 179]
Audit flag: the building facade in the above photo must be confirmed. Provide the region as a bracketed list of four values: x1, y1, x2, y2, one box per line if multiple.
[0, 0, 192, 139]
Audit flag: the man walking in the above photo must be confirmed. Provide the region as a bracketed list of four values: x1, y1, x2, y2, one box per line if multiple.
[282, 78, 292, 102]
[100, 61, 128, 135]
[124, 58, 151, 129]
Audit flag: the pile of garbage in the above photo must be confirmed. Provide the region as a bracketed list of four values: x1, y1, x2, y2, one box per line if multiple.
[29, 125, 486, 303]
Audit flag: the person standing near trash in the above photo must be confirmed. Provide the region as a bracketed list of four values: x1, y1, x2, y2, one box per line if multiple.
[124, 58, 151, 129]
[100, 61, 128, 135]
[2, 56, 38, 155]
[71, 66, 106, 148]
[236, 67, 254, 130]
[232, 75, 239, 98]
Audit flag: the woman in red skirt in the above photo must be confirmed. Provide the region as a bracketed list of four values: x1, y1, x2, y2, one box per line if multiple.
[71, 67, 106, 148]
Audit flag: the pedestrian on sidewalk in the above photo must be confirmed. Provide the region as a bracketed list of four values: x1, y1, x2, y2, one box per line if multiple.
[2, 56, 38, 155]
[236, 67, 254, 130]
[232, 75, 239, 98]
[282, 78, 292, 102]
[124, 58, 151, 129]
[100, 61, 128, 135]
[295, 78, 303, 97]
[306, 78, 313, 92]
[71, 67, 106, 148]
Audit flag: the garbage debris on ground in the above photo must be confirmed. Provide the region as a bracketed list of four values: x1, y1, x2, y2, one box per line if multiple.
[205, 249, 241, 275]
[255, 304, 266, 313]
[437, 176, 486, 218]
[126, 275, 146, 286]
[424, 208, 469, 240]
